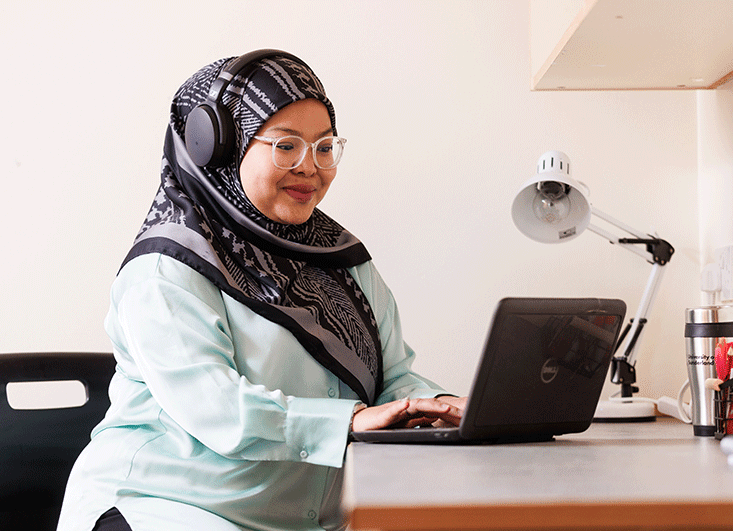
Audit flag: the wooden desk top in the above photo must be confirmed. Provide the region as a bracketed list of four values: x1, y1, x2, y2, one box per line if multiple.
[343, 418, 733, 530]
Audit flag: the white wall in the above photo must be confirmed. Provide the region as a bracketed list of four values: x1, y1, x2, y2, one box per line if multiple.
[697, 82, 733, 269]
[1, 0, 704, 402]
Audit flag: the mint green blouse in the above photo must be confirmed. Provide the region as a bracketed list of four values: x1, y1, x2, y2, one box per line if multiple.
[57, 253, 444, 531]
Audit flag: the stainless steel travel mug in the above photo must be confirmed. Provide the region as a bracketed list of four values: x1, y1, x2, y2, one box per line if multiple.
[684, 306, 733, 436]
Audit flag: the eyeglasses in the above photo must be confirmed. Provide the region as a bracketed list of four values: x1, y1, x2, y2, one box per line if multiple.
[253, 135, 347, 170]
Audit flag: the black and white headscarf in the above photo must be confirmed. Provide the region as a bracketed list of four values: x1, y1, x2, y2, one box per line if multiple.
[121, 54, 382, 405]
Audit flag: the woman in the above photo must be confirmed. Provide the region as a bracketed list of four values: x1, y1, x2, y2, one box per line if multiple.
[57, 50, 464, 531]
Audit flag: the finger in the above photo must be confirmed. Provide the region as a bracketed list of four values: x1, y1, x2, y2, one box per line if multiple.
[404, 398, 451, 416]
[399, 408, 462, 428]
[436, 395, 467, 412]
[406, 399, 463, 424]
[389, 404, 460, 430]
[435, 410, 462, 426]
[414, 401, 463, 426]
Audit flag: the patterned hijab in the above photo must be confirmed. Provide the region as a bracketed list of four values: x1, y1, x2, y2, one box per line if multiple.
[121, 52, 382, 405]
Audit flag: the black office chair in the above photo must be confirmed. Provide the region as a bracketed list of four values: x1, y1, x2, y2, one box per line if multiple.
[0, 352, 116, 530]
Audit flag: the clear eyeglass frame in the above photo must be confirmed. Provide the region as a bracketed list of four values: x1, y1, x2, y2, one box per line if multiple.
[253, 135, 347, 170]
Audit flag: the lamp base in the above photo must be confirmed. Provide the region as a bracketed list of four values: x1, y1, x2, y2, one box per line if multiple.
[593, 399, 656, 422]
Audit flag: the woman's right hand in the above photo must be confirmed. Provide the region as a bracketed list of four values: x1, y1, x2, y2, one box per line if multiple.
[350, 398, 462, 432]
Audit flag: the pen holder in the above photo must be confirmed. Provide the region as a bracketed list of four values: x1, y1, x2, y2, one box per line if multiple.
[714, 383, 733, 439]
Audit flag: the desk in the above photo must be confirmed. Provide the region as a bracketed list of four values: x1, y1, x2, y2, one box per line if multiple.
[343, 418, 733, 530]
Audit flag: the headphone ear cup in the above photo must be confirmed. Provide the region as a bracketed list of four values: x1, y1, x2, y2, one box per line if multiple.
[185, 103, 236, 167]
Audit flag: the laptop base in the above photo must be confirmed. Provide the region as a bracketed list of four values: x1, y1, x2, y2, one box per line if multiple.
[351, 427, 555, 445]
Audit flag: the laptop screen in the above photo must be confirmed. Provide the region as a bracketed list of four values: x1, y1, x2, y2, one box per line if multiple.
[466, 299, 625, 435]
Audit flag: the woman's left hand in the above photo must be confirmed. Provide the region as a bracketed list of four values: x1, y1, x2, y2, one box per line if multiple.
[351, 397, 464, 432]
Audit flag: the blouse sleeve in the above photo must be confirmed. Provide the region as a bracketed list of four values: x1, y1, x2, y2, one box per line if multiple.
[107, 254, 358, 469]
[348, 262, 446, 405]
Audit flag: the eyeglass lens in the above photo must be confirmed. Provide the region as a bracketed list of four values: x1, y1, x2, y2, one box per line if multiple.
[271, 136, 345, 169]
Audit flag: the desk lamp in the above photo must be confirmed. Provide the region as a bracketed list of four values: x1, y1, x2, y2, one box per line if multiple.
[511, 151, 674, 421]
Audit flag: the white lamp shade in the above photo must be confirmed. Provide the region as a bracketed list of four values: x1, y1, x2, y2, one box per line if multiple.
[511, 151, 591, 243]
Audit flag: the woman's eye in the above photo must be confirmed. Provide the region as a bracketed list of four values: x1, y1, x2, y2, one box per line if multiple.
[275, 142, 296, 152]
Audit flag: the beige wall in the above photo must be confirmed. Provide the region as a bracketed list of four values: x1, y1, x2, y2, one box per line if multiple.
[698, 87, 733, 268]
[1, 0, 719, 403]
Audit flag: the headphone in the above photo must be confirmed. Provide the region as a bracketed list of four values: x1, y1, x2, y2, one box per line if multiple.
[184, 49, 306, 168]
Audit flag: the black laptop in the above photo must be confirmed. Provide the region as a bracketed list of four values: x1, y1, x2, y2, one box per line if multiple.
[351, 297, 626, 444]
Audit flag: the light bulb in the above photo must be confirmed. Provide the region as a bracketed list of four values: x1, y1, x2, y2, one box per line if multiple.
[532, 181, 570, 224]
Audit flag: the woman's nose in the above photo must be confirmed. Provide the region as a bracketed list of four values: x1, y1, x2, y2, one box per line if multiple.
[295, 148, 317, 175]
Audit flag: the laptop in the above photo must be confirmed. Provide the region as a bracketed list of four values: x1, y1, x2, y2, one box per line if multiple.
[351, 297, 626, 444]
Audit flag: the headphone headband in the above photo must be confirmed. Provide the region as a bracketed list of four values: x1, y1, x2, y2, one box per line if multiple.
[206, 49, 302, 104]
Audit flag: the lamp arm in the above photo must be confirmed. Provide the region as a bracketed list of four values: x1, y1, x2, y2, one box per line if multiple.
[619, 263, 666, 367]
[588, 206, 675, 266]
[607, 263, 667, 397]
[587, 224, 652, 261]
[590, 206, 648, 239]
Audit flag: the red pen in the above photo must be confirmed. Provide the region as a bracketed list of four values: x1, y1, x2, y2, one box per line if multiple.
[716, 339, 730, 381]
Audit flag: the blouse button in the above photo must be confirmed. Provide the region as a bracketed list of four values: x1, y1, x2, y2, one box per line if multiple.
[300, 450, 309, 459]
[328, 388, 336, 397]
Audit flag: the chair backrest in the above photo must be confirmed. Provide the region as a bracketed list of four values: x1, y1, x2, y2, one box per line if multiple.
[0, 352, 116, 530]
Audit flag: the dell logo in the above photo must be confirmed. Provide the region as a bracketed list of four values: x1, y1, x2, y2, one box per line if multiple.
[541, 358, 559, 384]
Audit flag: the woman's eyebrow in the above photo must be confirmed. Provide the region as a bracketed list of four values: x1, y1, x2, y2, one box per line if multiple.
[266, 127, 299, 135]
[265, 127, 334, 137]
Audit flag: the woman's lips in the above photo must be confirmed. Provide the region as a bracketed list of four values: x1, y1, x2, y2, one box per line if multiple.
[284, 185, 316, 202]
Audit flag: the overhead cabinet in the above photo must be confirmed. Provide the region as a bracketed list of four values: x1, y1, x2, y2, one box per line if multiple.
[531, 0, 733, 90]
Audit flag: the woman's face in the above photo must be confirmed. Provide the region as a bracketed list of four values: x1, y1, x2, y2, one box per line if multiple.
[239, 99, 337, 225]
